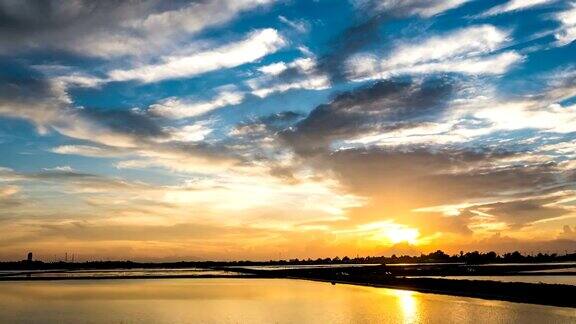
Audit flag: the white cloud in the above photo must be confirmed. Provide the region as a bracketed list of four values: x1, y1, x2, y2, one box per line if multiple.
[482, 0, 555, 17]
[355, 0, 469, 17]
[108, 28, 286, 83]
[347, 25, 522, 81]
[474, 101, 576, 134]
[90, 0, 277, 58]
[251, 76, 331, 98]
[555, 4, 576, 46]
[278, 15, 309, 33]
[43, 166, 75, 172]
[400, 0, 469, 17]
[33, 65, 104, 89]
[248, 57, 331, 97]
[164, 123, 214, 142]
[259, 57, 317, 75]
[257, 62, 289, 75]
[343, 96, 576, 149]
[51, 145, 123, 158]
[150, 91, 244, 119]
[135, 0, 276, 36]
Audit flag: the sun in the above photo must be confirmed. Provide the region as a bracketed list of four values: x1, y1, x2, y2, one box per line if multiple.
[384, 227, 420, 245]
[362, 221, 421, 245]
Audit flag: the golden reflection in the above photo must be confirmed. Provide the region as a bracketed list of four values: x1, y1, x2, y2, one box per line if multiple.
[393, 290, 418, 323]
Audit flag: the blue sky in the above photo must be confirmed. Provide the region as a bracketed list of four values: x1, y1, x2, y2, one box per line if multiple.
[0, 0, 575, 261]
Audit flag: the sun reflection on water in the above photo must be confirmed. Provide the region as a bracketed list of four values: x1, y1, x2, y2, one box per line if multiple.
[394, 290, 418, 323]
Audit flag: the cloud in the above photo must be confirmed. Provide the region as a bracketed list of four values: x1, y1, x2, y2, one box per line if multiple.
[353, 0, 469, 18]
[465, 196, 572, 229]
[0, 76, 71, 133]
[0, 74, 152, 147]
[163, 123, 215, 143]
[273, 73, 576, 236]
[482, 0, 556, 17]
[0, 164, 365, 258]
[108, 28, 286, 83]
[0, 166, 152, 198]
[0, 73, 245, 173]
[134, 0, 275, 35]
[0, 185, 19, 198]
[282, 78, 456, 155]
[344, 69, 576, 148]
[51, 145, 126, 158]
[303, 1, 470, 84]
[278, 15, 309, 33]
[347, 25, 522, 81]
[559, 225, 576, 239]
[555, 4, 576, 46]
[309, 146, 574, 234]
[248, 57, 331, 98]
[149, 89, 244, 119]
[0, 0, 277, 58]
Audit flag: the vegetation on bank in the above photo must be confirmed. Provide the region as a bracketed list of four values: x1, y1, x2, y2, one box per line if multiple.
[1, 250, 575, 270]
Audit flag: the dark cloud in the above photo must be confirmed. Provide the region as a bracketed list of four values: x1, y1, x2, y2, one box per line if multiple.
[0, 74, 68, 128]
[322, 148, 570, 228]
[467, 197, 572, 228]
[232, 110, 304, 137]
[0, 0, 154, 56]
[0, 0, 276, 58]
[80, 108, 169, 139]
[282, 78, 456, 155]
[260, 111, 304, 126]
[317, 14, 385, 82]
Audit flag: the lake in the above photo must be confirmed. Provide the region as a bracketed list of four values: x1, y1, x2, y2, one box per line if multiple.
[0, 278, 574, 323]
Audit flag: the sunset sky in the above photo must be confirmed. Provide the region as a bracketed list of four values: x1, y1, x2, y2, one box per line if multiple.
[1, 0, 575, 261]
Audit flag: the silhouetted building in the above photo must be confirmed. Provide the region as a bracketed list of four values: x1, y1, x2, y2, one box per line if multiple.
[27, 252, 33, 262]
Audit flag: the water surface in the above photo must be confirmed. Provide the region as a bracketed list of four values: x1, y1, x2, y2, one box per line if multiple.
[0, 278, 573, 323]
[0, 268, 243, 279]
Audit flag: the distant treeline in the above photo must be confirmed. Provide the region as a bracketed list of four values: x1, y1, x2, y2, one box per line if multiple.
[1, 250, 575, 270]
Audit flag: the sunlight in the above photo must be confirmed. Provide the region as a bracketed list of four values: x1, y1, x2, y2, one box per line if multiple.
[393, 290, 418, 323]
[384, 227, 420, 245]
[357, 221, 421, 245]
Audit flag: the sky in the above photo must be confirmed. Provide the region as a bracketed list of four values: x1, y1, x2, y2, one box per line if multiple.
[0, 0, 575, 261]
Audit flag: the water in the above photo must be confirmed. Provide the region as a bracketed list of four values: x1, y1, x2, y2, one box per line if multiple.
[0, 279, 573, 323]
[407, 275, 576, 286]
[0, 268, 244, 279]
